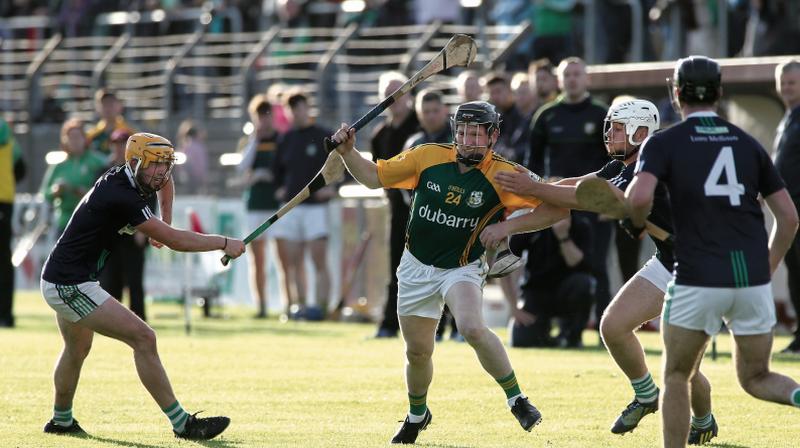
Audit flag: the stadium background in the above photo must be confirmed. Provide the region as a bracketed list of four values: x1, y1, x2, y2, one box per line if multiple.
[3, 0, 798, 317]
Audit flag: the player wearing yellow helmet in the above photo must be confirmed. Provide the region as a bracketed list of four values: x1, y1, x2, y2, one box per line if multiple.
[40, 132, 245, 440]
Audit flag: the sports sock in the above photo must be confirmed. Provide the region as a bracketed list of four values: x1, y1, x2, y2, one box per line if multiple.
[691, 413, 713, 430]
[53, 406, 73, 427]
[162, 401, 190, 433]
[407, 393, 427, 423]
[496, 371, 523, 401]
[631, 372, 659, 403]
[791, 388, 800, 407]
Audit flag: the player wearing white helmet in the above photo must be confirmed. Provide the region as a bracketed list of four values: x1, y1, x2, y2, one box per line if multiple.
[494, 98, 717, 443]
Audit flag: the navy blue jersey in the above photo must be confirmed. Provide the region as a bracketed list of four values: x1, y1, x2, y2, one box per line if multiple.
[42, 165, 155, 285]
[636, 113, 785, 287]
[273, 124, 334, 205]
[598, 160, 675, 270]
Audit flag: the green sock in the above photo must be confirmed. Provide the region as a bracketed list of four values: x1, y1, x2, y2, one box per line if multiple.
[791, 388, 800, 407]
[631, 372, 659, 403]
[53, 405, 73, 427]
[408, 393, 427, 417]
[691, 413, 713, 429]
[496, 371, 522, 400]
[162, 401, 190, 433]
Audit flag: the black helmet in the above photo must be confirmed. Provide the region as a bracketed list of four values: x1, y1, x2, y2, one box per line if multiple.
[674, 55, 721, 104]
[453, 101, 501, 133]
[451, 101, 502, 166]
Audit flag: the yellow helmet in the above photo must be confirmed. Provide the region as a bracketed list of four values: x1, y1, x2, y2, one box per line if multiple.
[125, 132, 175, 168]
[125, 132, 176, 193]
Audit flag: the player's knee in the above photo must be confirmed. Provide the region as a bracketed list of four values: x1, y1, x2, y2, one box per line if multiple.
[599, 313, 622, 342]
[737, 368, 768, 395]
[67, 340, 92, 361]
[459, 324, 487, 345]
[131, 326, 158, 353]
[405, 347, 433, 365]
[663, 368, 691, 385]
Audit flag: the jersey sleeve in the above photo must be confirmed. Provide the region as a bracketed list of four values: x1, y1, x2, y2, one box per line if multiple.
[596, 159, 625, 180]
[376, 145, 423, 190]
[120, 189, 156, 227]
[488, 160, 543, 211]
[756, 141, 786, 197]
[635, 134, 669, 180]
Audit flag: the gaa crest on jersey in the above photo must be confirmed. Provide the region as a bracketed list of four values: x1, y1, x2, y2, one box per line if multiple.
[467, 191, 484, 208]
[306, 144, 316, 156]
[584, 122, 596, 135]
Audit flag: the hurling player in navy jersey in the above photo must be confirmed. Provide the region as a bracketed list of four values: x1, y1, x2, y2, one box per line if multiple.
[627, 56, 800, 448]
[495, 98, 716, 442]
[40, 133, 245, 440]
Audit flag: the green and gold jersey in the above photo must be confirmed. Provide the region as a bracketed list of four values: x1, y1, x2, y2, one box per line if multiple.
[377, 143, 542, 269]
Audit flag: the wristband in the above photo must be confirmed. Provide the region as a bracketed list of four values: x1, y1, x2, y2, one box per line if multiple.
[223, 237, 228, 250]
[558, 236, 571, 243]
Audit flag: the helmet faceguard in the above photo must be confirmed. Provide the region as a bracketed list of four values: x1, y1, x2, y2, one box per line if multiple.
[451, 101, 501, 166]
[603, 99, 660, 160]
[124, 133, 176, 195]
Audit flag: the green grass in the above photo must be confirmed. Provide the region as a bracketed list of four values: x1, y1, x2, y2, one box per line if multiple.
[2, 291, 800, 447]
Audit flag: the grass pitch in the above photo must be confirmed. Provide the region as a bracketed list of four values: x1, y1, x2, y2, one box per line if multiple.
[2, 290, 800, 447]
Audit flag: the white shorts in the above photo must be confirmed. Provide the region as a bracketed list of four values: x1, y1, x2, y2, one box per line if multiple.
[41, 279, 112, 323]
[246, 210, 277, 241]
[397, 249, 487, 319]
[663, 282, 776, 336]
[269, 204, 329, 242]
[635, 255, 673, 293]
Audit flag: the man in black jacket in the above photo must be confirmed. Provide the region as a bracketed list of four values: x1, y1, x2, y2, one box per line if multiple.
[508, 214, 595, 348]
[526, 57, 612, 328]
[775, 59, 800, 353]
[371, 72, 420, 337]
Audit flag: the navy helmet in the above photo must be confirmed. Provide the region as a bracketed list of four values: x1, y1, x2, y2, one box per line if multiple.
[674, 55, 721, 105]
[451, 101, 502, 166]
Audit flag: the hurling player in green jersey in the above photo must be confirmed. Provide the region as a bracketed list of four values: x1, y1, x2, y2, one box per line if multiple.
[332, 101, 568, 444]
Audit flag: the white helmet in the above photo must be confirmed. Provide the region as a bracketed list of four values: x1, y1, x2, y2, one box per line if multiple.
[604, 99, 660, 151]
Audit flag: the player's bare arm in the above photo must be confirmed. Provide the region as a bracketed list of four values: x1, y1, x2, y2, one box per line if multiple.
[479, 202, 569, 249]
[157, 176, 174, 225]
[494, 165, 599, 209]
[764, 188, 800, 274]
[136, 217, 245, 258]
[624, 171, 657, 228]
[332, 123, 382, 189]
[149, 176, 175, 248]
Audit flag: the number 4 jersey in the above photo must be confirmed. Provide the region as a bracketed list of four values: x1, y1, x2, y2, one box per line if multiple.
[377, 143, 542, 269]
[636, 112, 786, 287]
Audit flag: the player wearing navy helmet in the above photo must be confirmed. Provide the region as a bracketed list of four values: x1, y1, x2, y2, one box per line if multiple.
[331, 101, 570, 444]
[627, 55, 800, 447]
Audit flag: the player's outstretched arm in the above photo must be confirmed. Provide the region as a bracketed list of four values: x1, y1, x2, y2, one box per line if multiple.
[479, 202, 569, 249]
[332, 123, 381, 189]
[494, 165, 597, 209]
[136, 217, 246, 259]
[764, 188, 800, 274]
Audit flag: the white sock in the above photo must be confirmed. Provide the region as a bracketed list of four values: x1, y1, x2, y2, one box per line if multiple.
[407, 412, 426, 423]
[507, 393, 525, 408]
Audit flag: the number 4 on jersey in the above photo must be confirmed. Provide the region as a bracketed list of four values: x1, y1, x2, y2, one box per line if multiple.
[704, 146, 744, 206]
